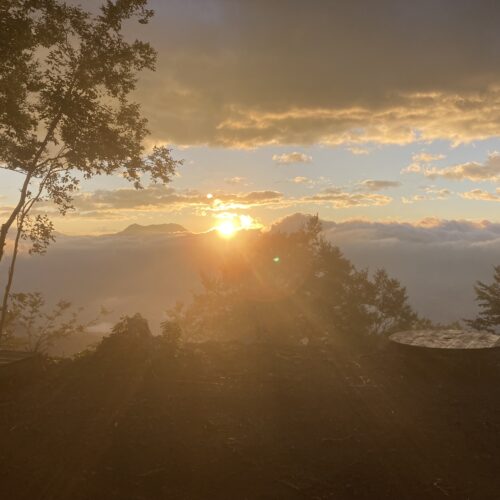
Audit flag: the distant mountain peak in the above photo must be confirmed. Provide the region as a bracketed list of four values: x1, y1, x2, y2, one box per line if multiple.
[118, 223, 187, 235]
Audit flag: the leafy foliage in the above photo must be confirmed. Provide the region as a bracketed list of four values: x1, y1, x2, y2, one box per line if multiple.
[0, 0, 180, 339]
[366, 269, 419, 335]
[466, 266, 500, 333]
[160, 318, 182, 346]
[21, 214, 55, 255]
[1, 291, 103, 353]
[94, 313, 154, 361]
[170, 217, 422, 343]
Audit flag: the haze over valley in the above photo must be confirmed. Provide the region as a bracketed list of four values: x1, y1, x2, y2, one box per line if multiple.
[5, 215, 498, 342]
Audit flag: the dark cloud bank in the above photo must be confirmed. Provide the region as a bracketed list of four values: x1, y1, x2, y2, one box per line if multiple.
[134, 0, 500, 147]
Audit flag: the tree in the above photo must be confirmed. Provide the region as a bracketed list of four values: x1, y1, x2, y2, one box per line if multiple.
[171, 217, 423, 343]
[365, 269, 419, 335]
[0, 211, 55, 337]
[466, 266, 500, 333]
[3, 291, 105, 353]
[0, 0, 180, 339]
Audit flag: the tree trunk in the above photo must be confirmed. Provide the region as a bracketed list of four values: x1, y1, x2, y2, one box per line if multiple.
[0, 218, 23, 341]
[0, 98, 67, 264]
[0, 172, 32, 263]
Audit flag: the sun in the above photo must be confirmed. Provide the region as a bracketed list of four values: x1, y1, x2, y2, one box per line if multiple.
[216, 219, 238, 238]
[213, 214, 262, 238]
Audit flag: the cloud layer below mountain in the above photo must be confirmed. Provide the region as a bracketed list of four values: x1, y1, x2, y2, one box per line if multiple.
[3, 215, 499, 345]
[273, 214, 500, 323]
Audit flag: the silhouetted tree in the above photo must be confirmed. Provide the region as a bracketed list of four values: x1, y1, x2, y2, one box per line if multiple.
[2, 291, 104, 353]
[159, 318, 182, 354]
[466, 266, 500, 333]
[365, 269, 419, 335]
[0, 212, 54, 338]
[95, 313, 153, 361]
[0, 0, 180, 339]
[171, 217, 423, 343]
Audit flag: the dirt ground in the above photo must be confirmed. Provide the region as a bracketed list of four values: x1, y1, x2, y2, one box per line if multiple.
[1, 338, 499, 499]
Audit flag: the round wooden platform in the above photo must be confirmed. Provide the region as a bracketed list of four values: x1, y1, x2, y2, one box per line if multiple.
[389, 329, 500, 349]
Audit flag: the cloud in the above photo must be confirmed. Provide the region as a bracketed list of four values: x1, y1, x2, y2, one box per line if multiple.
[272, 213, 500, 244]
[291, 176, 312, 185]
[1, 182, 397, 227]
[60, 186, 286, 215]
[94, 184, 394, 213]
[7, 214, 500, 334]
[412, 152, 446, 163]
[82, 185, 392, 212]
[290, 175, 330, 188]
[460, 188, 500, 202]
[135, 1, 500, 147]
[224, 176, 247, 185]
[272, 152, 313, 164]
[358, 179, 401, 191]
[238, 191, 283, 203]
[270, 213, 500, 323]
[402, 152, 446, 174]
[401, 186, 452, 204]
[401, 195, 425, 204]
[307, 188, 392, 208]
[423, 153, 500, 181]
[401, 163, 423, 174]
[347, 146, 370, 155]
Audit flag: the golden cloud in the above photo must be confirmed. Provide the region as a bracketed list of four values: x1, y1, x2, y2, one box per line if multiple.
[460, 189, 500, 202]
[402, 187, 452, 204]
[291, 176, 312, 185]
[272, 152, 313, 164]
[224, 176, 247, 185]
[423, 153, 500, 181]
[307, 188, 392, 208]
[71, 186, 285, 213]
[13, 184, 394, 223]
[358, 180, 401, 192]
[412, 153, 446, 163]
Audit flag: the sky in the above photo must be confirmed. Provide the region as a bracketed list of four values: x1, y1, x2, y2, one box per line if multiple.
[2, 0, 500, 235]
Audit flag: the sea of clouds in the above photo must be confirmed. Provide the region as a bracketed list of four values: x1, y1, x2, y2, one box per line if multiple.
[2, 215, 499, 345]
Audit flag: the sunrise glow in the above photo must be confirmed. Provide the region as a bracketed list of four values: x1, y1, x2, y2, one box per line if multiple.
[214, 214, 262, 238]
[2, 2, 500, 498]
[216, 219, 238, 238]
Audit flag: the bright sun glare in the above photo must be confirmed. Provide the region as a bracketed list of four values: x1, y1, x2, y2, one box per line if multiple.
[216, 219, 238, 238]
[214, 214, 260, 238]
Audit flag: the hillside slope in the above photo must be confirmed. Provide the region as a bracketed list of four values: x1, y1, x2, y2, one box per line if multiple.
[1, 331, 500, 499]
